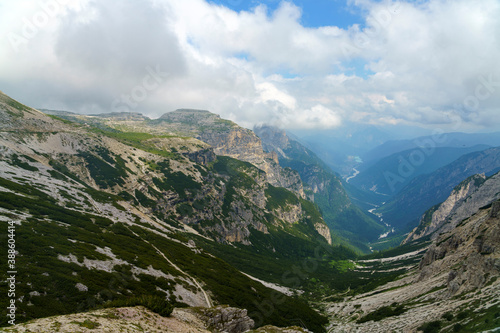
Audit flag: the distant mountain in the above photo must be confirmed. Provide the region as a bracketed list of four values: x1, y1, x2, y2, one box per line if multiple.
[255, 125, 385, 252]
[362, 132, 500, 167]
[350, 145, 490, 195]
[290, 125, 394, 175]
[376, 147, 500, 230]
[404, 170, 500, 243]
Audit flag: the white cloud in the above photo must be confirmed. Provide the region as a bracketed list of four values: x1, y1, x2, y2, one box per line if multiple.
[0, 0, 499, 131]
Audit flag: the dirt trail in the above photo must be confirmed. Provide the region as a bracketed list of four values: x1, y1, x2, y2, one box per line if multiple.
[127, 227, 213, 308]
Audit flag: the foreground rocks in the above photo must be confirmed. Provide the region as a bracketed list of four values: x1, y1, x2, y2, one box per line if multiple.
[0, 305, 314, 333]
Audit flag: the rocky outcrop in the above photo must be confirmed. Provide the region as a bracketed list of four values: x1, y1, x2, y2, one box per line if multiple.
[198, 126, 265, 162]
[189, 305, 255, 333]
[260, 159, 305, 199]
[183, 148, 217, 166]
[254, 124, 291, 158]
[418, 200, 500, 296]
[404, 171, 500, 243]
[314, 223, 332, 245]
[196, 123, 305, 199]
[123, 109, 307, 199]
[3, 305, 315, 333]
[89, 111, 150, 121]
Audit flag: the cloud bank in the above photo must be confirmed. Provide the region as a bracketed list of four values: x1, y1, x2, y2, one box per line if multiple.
[0, 0, 499, 131]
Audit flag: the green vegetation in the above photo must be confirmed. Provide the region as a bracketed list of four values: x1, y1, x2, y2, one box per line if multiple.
[155, 161, 201, 199]
[329, 260, 355, 273]
[415, 204, 441, 234]
[71, 319, 101, 329]
[1, 95, 30, 115]
[49, 159, 86, 185]
[265, 185, 299, 210]
[47, 114, 78, 125]
[91, 130, 180, 158]
[0, 112, 460, 333]
[276, 140, 384, 252]
[134, 189, 156, 208]
[417, 320, 442, 333]
[0, 175, 331, 331]
[442, 311, 454, 321]
[8, 153, 38, 171]
[104, 295, 174, 317]
[361, 236, 431, 260]
[0, 177, 183, 326]
[79, 150, 127, 188]
[357, 303, 407, 323]
[449, 304, 500, 332]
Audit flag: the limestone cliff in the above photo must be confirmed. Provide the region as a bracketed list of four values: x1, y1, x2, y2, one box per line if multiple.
[418, 200, 500, 296]
[404, 171, 500, 243]
[163, 111, 306, 199]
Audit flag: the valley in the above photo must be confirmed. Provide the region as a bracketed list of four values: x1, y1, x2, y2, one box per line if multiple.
[1, 91, 499, 333]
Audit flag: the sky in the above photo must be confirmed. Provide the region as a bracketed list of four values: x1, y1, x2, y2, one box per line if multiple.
[1, 0, 499, 132]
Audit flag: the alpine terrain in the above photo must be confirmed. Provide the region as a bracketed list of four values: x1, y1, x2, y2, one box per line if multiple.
[1, 91, 499, 333]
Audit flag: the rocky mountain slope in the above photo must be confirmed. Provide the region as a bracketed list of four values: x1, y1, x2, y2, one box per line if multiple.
[326, 199, 500, 332]
[46, 108, 306, 199]
[375, 146, 500, 230]
[254, 125, 384, 252]
[0, 91, 344, 331]
[404, 171, 500, 243]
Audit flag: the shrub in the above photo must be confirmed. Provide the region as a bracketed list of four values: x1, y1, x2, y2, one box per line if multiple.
[418, 320, 442, 333]
[357, 304, 406, 323]
[104, 295, 174, 317]
[442, 312, 454, 321]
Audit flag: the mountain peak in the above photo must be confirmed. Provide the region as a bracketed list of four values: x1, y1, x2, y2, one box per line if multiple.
[160, 108, 220, 119]
[158, 109, 236, 129]
[88, 111, 149, 121]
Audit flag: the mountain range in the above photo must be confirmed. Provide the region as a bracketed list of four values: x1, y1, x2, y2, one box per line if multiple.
[1, 91, 499, 332]
[376, 146, 500, 231]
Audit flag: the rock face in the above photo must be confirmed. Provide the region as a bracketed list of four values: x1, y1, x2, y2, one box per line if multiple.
[404, 171, 500, 243]
[189, 305, 255, 333]
[165, 111, 306, 199]
[418, 199, 500, 295]
[183, 148, 217, 166]
[2, 102, 330, 246]
[0, 92, 70, 133]
[326, 199, 500, 332]
[54, 108, 307, 199]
